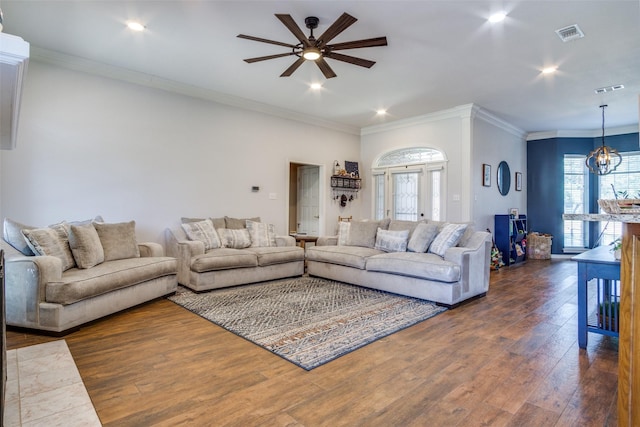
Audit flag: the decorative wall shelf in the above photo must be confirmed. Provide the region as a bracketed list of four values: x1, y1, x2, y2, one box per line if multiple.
[330, 175, 361, 191]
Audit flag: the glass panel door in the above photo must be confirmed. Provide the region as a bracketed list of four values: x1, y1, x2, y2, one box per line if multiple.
[391, 169, 422, 221]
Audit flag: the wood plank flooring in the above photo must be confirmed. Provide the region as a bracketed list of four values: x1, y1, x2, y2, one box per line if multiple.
[7, 259, 619, 426]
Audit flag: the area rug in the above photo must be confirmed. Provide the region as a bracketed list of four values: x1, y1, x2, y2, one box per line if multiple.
[168, 276, 447, 370]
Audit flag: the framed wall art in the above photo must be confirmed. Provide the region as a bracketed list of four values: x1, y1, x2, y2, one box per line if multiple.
[482, 164, 491, 187]
[515, 172, 522, 191]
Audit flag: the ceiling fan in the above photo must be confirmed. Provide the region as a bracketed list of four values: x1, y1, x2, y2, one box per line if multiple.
[237, 13, 387, 79]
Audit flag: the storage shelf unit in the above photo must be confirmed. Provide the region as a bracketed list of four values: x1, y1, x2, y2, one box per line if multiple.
[494, 214, 527, 266]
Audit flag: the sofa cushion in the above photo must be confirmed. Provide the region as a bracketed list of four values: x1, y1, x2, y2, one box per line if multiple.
[428, 223, 468, 257]
[4, 217, 36, 255]
[366, 252, 461, 282]
[246, 220, 276, 247]
[246, 246, 304, 266]
[190, 248, 258, 272]
[306, 245, 383, 270]
[181, 219, 222, 250]
[22, 223, 76, 271]
[346, 221, 380, 248]
[407, 222, 439, 253]
[374, 228, 409, 252]
[94, 221, 141, 261]
[45, 257, 177, 305]
[337, 221, 351, 246]
[388, 219, 422, 238]
[224, 216, 261, 229]
[218, 228, 252, 249]
[69, 224, 105, 269]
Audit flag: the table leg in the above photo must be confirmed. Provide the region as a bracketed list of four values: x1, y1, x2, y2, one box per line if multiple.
[577, 263, 588, 349]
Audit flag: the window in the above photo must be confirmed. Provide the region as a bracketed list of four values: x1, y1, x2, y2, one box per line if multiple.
[598, 151, 640, 245]
[563, 155, 589, 250]
[373, 148, 445, 221]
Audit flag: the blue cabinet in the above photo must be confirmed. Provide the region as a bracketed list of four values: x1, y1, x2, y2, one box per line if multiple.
[494, 214, 527, 266]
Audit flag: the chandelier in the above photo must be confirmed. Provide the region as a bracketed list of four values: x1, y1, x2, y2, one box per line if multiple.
[585, 104, 622, 175]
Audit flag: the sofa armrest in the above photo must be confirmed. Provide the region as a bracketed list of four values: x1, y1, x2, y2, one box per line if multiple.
[5, 255, 62, 326]
[138, 242, 164, 257]
[444, 231, 491, 297]
[174, 240, 205, 285]
[316, 236, 338, 246]
[276, 235, 296, 247]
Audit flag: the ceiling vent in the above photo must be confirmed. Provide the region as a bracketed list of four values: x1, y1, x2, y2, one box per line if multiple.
[595, 84, 625, 94]
[555, 24, 584, 42]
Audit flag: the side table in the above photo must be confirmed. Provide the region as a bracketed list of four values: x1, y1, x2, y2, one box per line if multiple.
[572, 245, 620, 348]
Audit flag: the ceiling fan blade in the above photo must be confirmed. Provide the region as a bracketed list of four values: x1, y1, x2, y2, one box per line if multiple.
[244, 52, 296, 63]
[316, 57, 337, 79]
[317, 13, 358, 47]
[237, 34, 297, 49]
[328, 36, 388, 51]
[325, 52, 376, 68]
[280, 57, 306, 77]
[276, 14, 311, 47]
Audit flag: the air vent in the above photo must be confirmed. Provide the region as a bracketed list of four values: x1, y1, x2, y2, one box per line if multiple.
[595, 84, 625, 94]
[555, 24, 584, 42]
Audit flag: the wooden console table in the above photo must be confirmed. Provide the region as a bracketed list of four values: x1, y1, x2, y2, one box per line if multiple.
[572, 245, 620, 348]
[291, 234, 318, 250]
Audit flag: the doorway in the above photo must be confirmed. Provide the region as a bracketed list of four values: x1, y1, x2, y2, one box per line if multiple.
[289, 163, 320, 235]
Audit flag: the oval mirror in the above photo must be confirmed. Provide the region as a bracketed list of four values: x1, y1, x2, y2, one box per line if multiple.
[497, 161, 511, 196]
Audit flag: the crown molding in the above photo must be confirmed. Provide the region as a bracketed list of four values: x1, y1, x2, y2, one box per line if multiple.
[361, 103, 526, 139]
[30, 46, 361, 136]
[361, 104, 477, 136]
[527, 125, 639, 141]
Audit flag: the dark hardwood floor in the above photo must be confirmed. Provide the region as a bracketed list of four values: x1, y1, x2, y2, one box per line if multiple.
[7, 259, 619, 426]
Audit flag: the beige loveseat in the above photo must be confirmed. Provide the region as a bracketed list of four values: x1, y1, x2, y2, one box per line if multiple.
[2, 218, 178, 334]
[165, 216, 304, 292]
[306, 219, 491, 308]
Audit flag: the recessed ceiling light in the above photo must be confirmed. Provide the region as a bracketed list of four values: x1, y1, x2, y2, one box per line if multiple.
[542, 67, 557, 74]
[489, 12, 506, 23]
[376, 109, 387, 116]
[126, 21, 146, 32]
[310, 83, 322, 90]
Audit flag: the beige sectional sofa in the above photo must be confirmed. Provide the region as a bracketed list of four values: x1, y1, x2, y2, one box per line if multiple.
[306, 219, 492, 307]
[165, 216, 304, 291]
[2, 218, 178, 334]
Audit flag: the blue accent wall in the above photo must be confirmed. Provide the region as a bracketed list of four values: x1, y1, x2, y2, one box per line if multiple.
[527, 132, 639, 254]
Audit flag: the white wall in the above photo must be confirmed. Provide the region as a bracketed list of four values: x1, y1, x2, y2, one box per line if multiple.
[360, 104, 526, 232]
[0, 61, 360, 243]
[471, 112, 527, 234]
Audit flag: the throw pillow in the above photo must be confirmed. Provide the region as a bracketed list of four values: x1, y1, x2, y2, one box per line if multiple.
[337, 221, 351, 246]
[3, 218, 36, 255]
[407, 222, 439, 253]
[22, 223, 76, 271]
[217, 228, 252, 249]
[69, 224, 105, 268]
[94, 220, 140, 261]
[428, 223, 468, 257]
[181, 219, 221, 250]
[246, 220, 276, 247]
[346, 221, 380, 248]
[374, 228, 410, 252]
[224, 216, 261, 229]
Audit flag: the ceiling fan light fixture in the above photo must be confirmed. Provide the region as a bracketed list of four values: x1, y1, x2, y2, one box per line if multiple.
[302, 47, 321, 61]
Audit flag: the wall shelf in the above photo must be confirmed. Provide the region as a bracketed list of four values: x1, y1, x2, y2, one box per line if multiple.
[330, 175, 361, 191]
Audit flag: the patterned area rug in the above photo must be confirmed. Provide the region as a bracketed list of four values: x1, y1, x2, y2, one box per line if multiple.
[168, 276, 447, 370]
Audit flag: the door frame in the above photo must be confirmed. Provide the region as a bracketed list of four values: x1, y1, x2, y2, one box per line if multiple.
[288, 161, 325, 237]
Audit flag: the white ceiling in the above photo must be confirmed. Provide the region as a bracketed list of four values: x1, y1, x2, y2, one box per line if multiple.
[2, 0, 639, 135]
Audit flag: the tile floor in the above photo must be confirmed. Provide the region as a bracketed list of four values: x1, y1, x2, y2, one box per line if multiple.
[4, 340, 101, 427]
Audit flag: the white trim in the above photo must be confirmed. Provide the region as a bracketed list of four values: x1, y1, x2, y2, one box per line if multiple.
[527, 125, 639, 141]
[31, 47, 360, 136]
